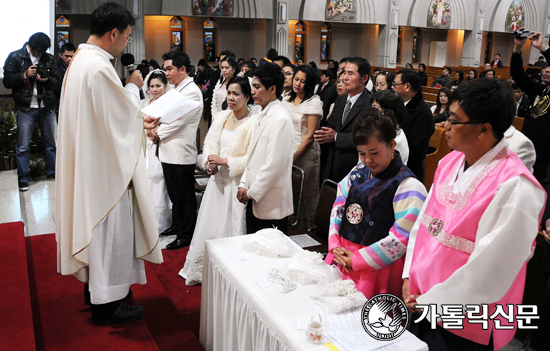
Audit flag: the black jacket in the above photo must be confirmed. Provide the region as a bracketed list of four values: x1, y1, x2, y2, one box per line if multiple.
[418, 71, 428, 86]
[402, 90, 434, 182]
[317, 81, 334, 102]
[511, 49, 550, 181]
[324, 88, 372, 182]
[3, 43, 60, 113]
[490, 59, 504, 68]
[516, 94, 530, 118]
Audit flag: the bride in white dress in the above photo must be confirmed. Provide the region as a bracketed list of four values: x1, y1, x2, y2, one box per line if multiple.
[142, 70, 172, 233]
[179, 76, 257, 285]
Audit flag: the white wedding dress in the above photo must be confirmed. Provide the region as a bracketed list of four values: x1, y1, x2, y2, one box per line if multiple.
[179, 127, 247, 285]
[145, 139, 173, 233]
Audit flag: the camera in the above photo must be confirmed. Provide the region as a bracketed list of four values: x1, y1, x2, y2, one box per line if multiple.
[514, 29, 531, 40]
[35, 63, 50, 79]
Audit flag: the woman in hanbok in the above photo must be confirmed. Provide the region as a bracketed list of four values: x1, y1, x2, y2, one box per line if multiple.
[179, 77, 256, 285]
[211, 55, 237, 119]
[325, 108, 427, 299]
[142, 70, 172, 233]
[282, 65, 323, 229]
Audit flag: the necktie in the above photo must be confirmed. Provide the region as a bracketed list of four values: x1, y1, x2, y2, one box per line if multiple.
[342, 100, 352, 124]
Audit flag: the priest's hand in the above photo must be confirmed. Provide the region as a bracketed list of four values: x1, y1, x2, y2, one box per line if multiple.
[333, 247, 352, 272]
[127, 70, 144, 89]
[314, 127, 336, 145]
[402, 279, 422, 314]
[143, 114, 161, 130]
[237, 187, 249, 204]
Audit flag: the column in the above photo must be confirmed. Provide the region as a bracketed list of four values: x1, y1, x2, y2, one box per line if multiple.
[376, 0, 400, 68]
[266, 1, 288, 58]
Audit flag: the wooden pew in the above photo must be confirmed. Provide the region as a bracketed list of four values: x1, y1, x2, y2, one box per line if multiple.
[424, 126, 452, 190]
[513, 116, 524, 131]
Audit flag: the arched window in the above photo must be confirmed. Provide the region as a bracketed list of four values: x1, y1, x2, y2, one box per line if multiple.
[55, 15, 72, 59]
[203, 18, 217, 62]
[484, 32, 494, 64]
[396, 27, 403, 65]
[320, 23, 332, 62]
[412, 28, 422, 63]
[170, 16, 185, 52]
[294, 21, 307, 63]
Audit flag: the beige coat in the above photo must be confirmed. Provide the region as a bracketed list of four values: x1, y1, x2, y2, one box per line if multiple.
[55, 44, 162, 282]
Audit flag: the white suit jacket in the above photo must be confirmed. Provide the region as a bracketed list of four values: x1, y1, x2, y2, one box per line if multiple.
[240, 100, 295, 220]
[157, 76, 203, 165]
[505, 126, 536, 173]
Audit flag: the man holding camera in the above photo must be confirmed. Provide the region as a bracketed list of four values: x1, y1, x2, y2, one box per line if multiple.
[511, 28, 550, 182]
[3, 32, 60, 191]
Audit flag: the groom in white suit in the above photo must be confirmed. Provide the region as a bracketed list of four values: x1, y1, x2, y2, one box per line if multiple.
[153, 50, 203, 250]
[237, 63, 294, 234]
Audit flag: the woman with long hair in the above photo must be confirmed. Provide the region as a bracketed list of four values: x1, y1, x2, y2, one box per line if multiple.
[432, 87, 451, 123]
[468, 69, 478, 80]
[431, 87, 451, 115]
[326, 108, 427, 298]
[282, 65, 323, 229]
[142, 70, 172, 233]
[370, 90, 409, 165]
[211, 55, 238, 118]
[451, 70, 464, 90]
[374, 71, 395, 92]
[180, 77, 257, 285]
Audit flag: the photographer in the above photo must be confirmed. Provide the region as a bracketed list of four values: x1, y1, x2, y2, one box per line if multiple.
[511, 28, 550, 182]
[3, 32, 60, 191]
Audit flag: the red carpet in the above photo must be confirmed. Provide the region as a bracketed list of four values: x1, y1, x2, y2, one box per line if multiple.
[0, 222, 36, 351]
[0, 226, 204, 351]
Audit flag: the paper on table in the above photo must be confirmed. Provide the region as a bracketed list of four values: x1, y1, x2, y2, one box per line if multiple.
[289, 234, 321, 248]
[141, 89, 203, 125]
[314, 306, 427, 351]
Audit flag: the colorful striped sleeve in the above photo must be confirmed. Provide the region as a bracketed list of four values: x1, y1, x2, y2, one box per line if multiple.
[327, 167, 355, 252]
[352, 177, 427, 271]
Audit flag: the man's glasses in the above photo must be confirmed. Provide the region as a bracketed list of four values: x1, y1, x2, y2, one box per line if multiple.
[445, 117, 482, 126]
[123, 33, 133, 44]
[392, 82, 404, 87]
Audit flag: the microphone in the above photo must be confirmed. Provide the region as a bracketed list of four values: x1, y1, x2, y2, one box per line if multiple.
[121, 53, 135, 74]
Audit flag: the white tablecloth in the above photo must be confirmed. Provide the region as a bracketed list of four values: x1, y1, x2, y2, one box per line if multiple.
[199, 234, 428, 351]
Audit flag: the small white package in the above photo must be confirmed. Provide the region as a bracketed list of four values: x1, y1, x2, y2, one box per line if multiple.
[242, 228, 297, 258]
[285, 251, 342, 284]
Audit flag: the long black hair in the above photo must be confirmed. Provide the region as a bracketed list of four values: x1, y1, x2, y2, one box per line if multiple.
[147, 70, 168, 88]
[288, 65, 317, 104]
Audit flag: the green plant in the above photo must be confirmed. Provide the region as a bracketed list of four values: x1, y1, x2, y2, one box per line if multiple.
[0, 102, 17, 155]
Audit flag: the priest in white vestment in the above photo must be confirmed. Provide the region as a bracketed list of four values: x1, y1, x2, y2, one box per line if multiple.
[55, 3, 163, 324]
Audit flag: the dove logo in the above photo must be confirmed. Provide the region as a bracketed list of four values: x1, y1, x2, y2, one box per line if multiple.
[361, 294, 409, 341]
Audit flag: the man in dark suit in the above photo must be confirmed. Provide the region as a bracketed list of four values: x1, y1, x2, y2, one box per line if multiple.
[490, 53, 504, 68]
[512, 83, 530, 118]
[392, 69, 434, 182]
[315, 57, 371, 183]
[317, 69, 335, 102]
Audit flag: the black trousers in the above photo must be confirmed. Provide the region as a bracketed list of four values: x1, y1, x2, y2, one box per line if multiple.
[246, 200, 288, 234]
[409, 313, 494, 351]
[161, 163, 197, 240]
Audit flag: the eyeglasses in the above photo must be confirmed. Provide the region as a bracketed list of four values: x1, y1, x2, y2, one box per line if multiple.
[283, 72, 294, 76]
[123, 33, 133, 44]
[391, 82, 404, 87]
[445, 117, 482, 126]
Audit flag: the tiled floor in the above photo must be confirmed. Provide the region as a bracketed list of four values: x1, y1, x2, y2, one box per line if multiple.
[0, 170, 56, 236]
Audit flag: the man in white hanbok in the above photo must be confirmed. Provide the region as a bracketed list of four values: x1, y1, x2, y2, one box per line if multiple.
[56, 2, 163, 324]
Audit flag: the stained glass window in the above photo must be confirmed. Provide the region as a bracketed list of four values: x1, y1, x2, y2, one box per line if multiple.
[204, 18, 217, 61]
[320, 23, 332, 62]
[295, 21, 307, 63]
[170, 17, 185, 51]
[55, 15, 70, 27]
